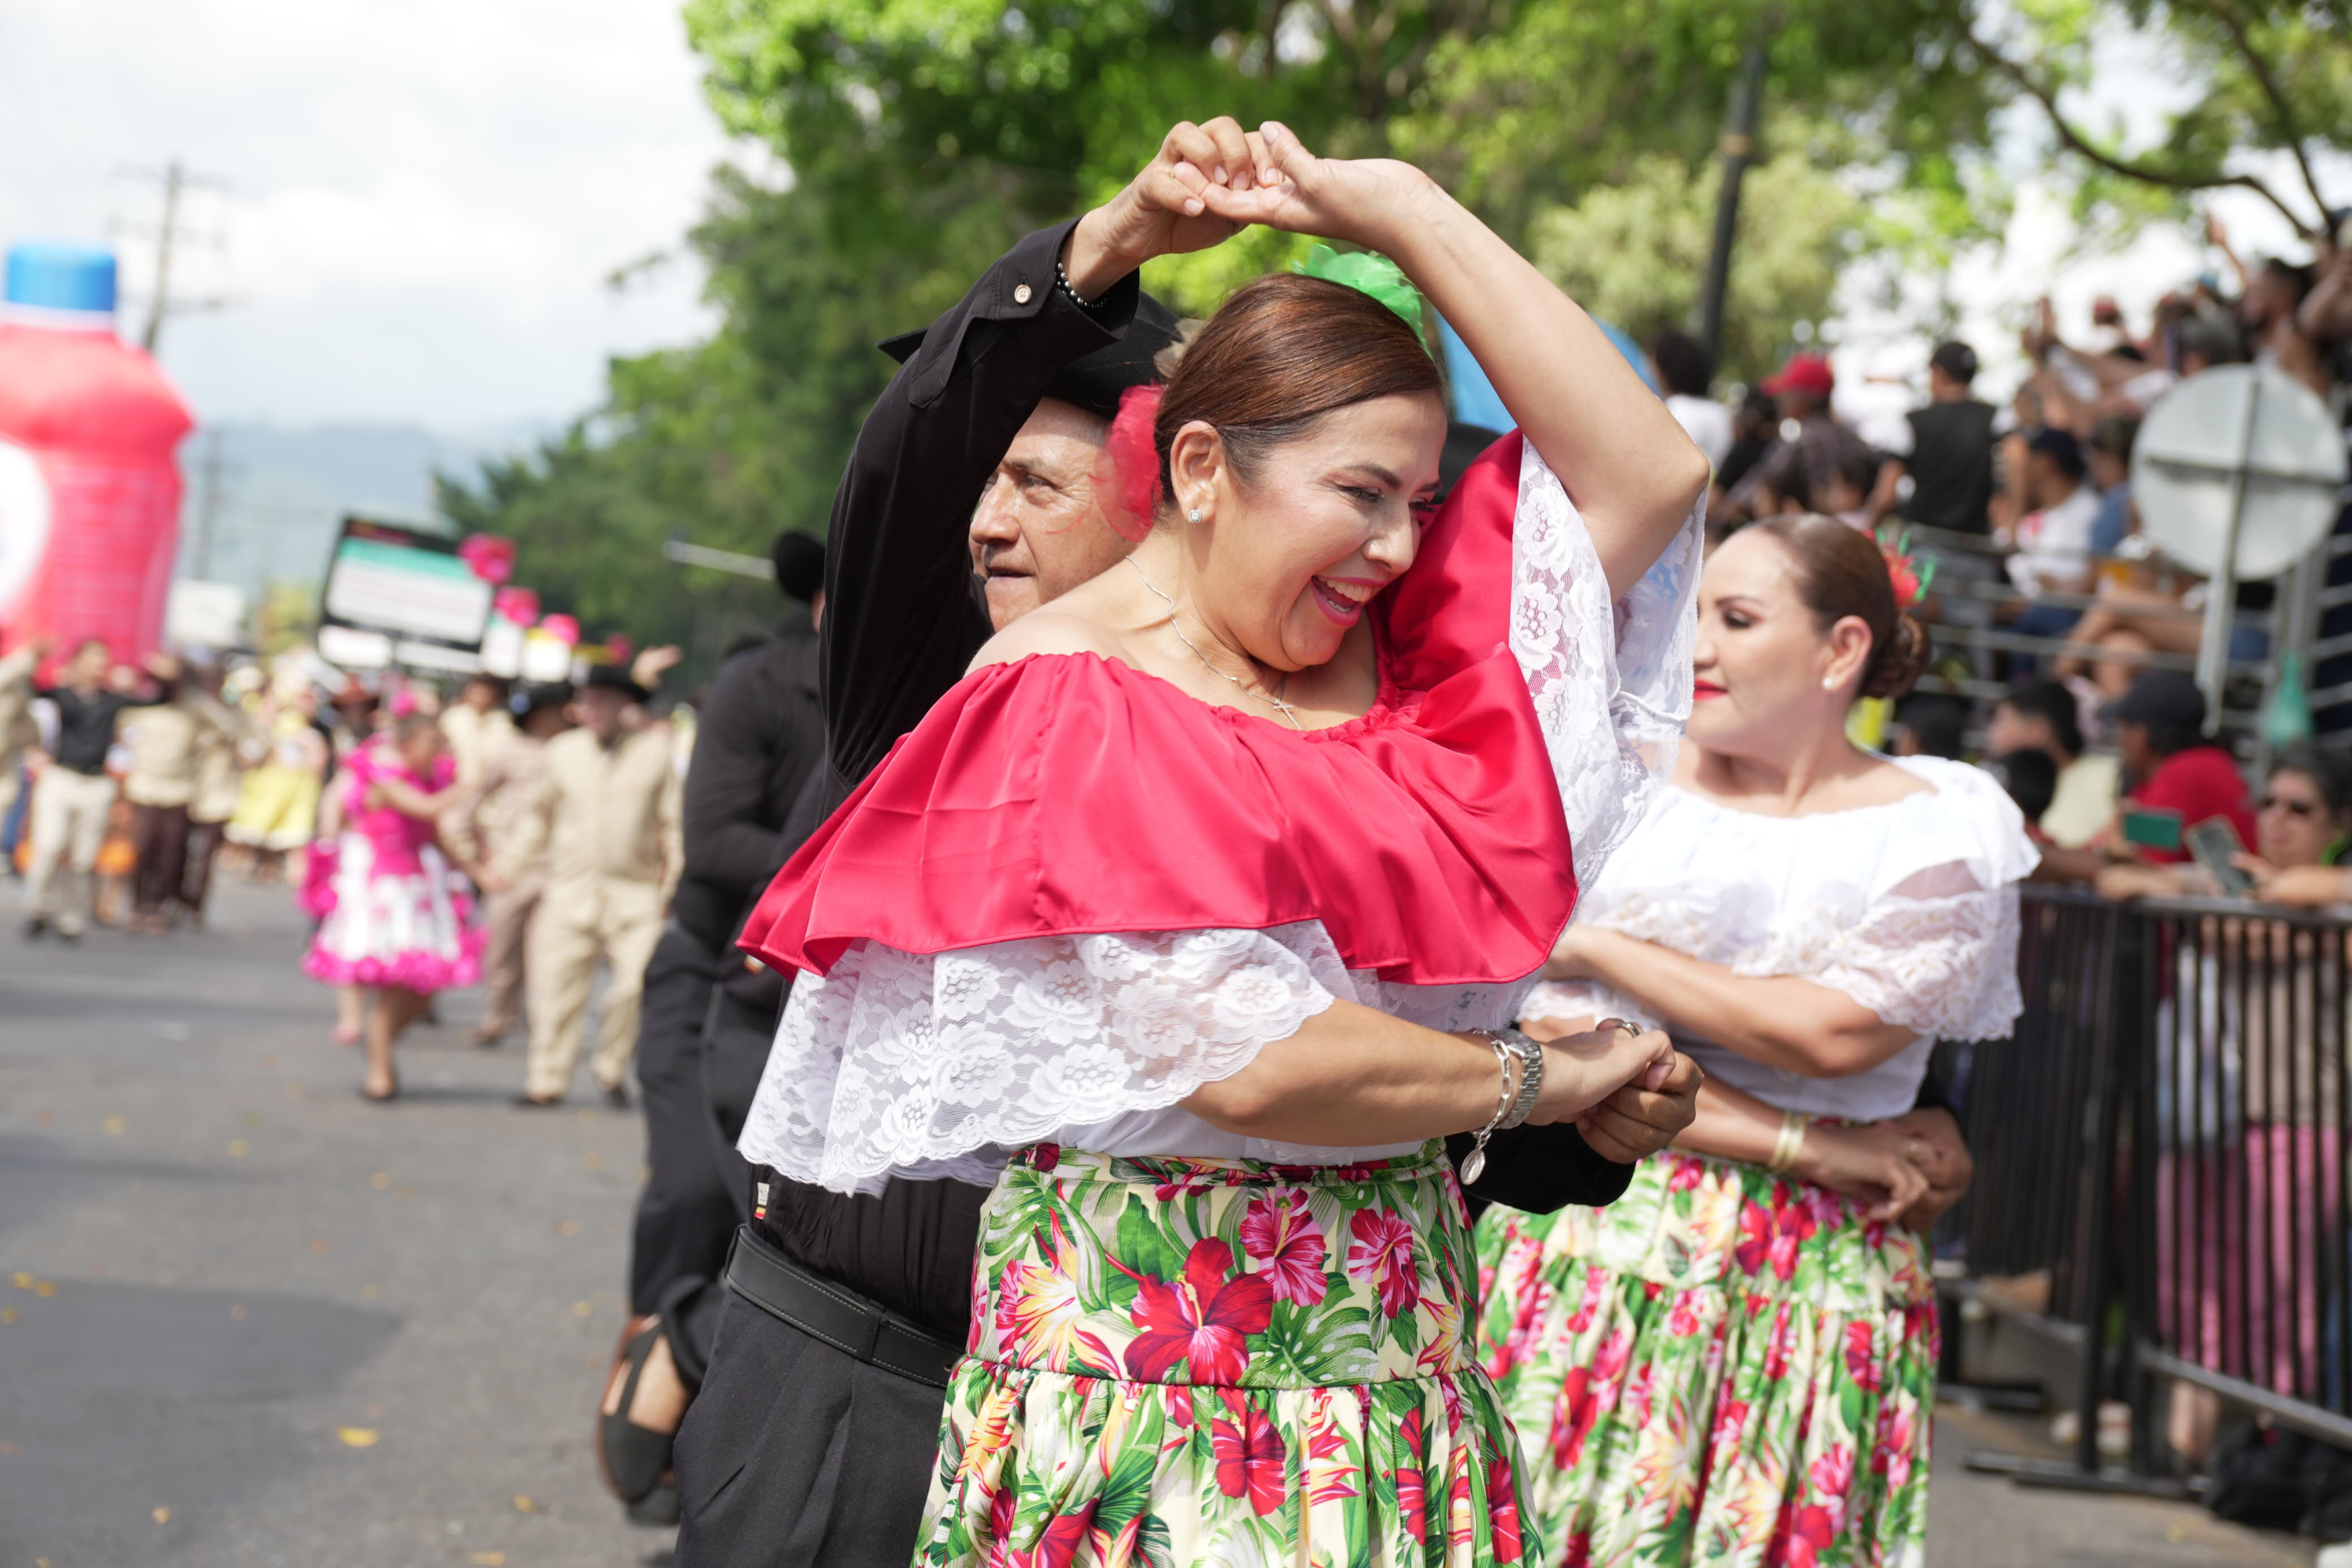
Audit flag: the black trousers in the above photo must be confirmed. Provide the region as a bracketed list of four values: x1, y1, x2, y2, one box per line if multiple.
[182, 818, 226, 917]
[629, 924, 739, 1385]
[672, 1289, 949, 1568]
[129, 802, 190, 918]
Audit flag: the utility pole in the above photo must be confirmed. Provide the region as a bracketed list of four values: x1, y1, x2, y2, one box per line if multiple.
[1691, 42, 1771, 375]
[114, 159, 233, 354]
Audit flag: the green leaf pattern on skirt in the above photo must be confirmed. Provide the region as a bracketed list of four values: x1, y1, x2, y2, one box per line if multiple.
[915, 1141, 1536, 1567]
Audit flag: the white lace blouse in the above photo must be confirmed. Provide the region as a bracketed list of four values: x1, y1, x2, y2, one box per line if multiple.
[739, 443, 1704, 1196]
[1523, 754, 2040, 1121]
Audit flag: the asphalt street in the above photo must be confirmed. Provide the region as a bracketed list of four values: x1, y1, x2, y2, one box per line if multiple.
[0, 875, 2328, 1567]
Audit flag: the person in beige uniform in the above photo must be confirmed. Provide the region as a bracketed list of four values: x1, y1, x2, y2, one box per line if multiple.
[119, 678, 233, 933]
[182, 671, 250, 928]
[454, 683, 572, 1047]
[517, 666, 681, 1107]
[0, 636, 49, 830]
[440, 673, 516, 786]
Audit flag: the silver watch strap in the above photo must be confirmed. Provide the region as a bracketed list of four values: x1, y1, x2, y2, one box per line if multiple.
[1497, 1026, 1544, 1129]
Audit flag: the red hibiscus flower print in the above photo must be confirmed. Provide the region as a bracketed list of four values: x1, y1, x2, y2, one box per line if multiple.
[1762, 1302, 1797, 1381]
[1667, 1155, 1706, 1192]
[1029, 1143, 1061, 1173]
[1210, 1393, 1287, 1516]
[1809, 1443, 1854, 1504]
[1240, 1189, 1329, 1305]
[1562, 1530, 1593, 1567]
[1345, 1207, 1420, 1319]
[1711, 1396, 1751, 1450]
[1766, 1497, 1838, 1568]
[1843, 1319, 1883, 1393]
[1733, 1192, 1817, 1282]
[1563, 1265, 1606, 1335]
[1488, 1453, 1525, 1563]
[1624, 1359, 1656, 1428]
[1668, 1290, 1703, 1339]
[1872, 1400, 1918, 1492]
[1549, 1327, 1631, 1469]
[1113, 1237, 1273, 1385]
[1396, 1406, 1430, 1542]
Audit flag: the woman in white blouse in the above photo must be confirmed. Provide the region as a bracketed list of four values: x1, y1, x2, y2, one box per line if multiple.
[1476, 513, 2038, 1568]
[728, 122, 1711, 1566]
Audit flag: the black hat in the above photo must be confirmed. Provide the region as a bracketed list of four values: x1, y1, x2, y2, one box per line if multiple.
[514, 681, 572, 722]
[878, 291, 1181, 423]
[2102, 670, 2205, 732]
[771, 531, 826, 604]
[582, 664, 650, 704]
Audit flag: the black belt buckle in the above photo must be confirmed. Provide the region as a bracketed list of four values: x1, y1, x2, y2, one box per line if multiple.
[723, 1225, 963, 1388]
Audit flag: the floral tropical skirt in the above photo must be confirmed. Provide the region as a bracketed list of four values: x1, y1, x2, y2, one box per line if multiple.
[1472, 1154, 1936, 1568]
[916, 1141, 1535, 1566]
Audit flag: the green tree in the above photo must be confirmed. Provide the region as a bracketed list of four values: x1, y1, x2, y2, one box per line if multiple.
[1961, 0, 2350, 241]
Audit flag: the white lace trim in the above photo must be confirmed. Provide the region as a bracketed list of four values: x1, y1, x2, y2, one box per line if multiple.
[1511, 444, 1701, 889]
[1534, 882, 2025, 1044]
[739, 924, 1350, 1193]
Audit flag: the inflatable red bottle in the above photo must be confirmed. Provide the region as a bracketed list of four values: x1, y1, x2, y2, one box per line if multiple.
[0, 245, 194, 662]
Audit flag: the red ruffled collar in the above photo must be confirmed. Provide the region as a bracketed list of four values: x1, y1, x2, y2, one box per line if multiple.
[740, 432, 1579, 987]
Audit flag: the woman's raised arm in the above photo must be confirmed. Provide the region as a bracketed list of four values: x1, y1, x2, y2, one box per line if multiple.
[1201, 123, 1711, 600]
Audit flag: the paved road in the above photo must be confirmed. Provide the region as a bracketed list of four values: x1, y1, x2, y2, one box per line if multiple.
[0, 876, 2330, 1566]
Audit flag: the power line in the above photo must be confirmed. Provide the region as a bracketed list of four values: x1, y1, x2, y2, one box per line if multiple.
[114, 158, 233, 354]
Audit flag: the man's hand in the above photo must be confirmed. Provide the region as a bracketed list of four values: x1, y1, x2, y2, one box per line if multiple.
[1574, 1051, 1702, 1164]
[143, 651, 183, 683]
[1882, 1107, 1972, 1230]
[1063, 117, 1276, 298]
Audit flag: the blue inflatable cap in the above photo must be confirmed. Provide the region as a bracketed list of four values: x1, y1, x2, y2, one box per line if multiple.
[1440, 315, 1657, 431]
[5, 245, 118, 314]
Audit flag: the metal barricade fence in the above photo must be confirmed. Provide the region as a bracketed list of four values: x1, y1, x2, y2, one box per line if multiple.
[1959, 885, 2352, 1489]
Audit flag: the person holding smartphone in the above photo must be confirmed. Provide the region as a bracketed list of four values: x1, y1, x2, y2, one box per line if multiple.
[2094, 671, 2254, 867]
[2097, 747, 2352, 906]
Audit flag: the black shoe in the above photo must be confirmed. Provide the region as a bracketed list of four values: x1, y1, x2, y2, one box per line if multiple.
[601, 1080, 632, 1110]
[511, 1093, 563, 1109]
[21, 916, 45, 942]
[626, 1479, 681, 1526]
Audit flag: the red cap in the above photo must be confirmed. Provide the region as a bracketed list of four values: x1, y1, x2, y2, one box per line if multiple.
[1761, 352, 1835, 399]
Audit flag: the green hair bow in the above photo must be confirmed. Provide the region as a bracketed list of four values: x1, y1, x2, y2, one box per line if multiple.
[1293, 244, 1432, 350]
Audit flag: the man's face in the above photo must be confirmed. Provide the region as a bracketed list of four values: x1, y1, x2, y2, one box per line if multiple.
[462, 680, 499, 713]
[969, 398, 1136, 630]
[68, 641, 108, 686]
[574, 687, 629, 742]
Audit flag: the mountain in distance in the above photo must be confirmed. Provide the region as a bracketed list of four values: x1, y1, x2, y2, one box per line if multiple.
[176, 419, 554, 599]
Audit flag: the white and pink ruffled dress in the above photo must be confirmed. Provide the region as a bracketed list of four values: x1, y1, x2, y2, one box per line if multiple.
[300, 746, 483, 993]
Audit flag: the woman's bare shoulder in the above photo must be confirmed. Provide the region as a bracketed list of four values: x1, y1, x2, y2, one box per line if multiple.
[968, 608, 1133, 673]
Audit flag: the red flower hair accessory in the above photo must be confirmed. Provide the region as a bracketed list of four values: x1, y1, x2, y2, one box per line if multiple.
[1877, 528, 1934, 609]
[1100, 383, 1163, 543]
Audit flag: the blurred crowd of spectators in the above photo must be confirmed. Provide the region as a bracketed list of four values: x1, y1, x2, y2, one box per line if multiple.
[1647, 217, 2352, 910]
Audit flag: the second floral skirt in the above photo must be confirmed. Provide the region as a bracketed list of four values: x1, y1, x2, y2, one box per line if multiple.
[915, 1141, 1535, 1566]
[1472, 1153, 1937, 1568]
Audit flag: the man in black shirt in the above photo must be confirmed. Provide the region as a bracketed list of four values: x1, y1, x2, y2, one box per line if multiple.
[598, 532, 828, 1518]
[25, 640, 176, 941]
[1899, 340, 1997, 535]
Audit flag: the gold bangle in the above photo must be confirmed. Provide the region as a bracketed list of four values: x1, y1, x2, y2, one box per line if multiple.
[1766, 1111, 1812, 1173]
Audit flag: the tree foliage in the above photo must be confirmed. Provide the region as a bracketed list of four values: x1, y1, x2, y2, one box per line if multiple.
[444, 0, 2330, 662]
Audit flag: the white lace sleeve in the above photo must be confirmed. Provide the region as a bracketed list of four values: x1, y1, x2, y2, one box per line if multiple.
[737, 923, 1348, 1195]
[1751, 882, 2025, 1042]
[1510, 442, 1702, 888]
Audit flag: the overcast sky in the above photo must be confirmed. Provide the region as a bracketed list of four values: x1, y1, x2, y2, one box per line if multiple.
[0, 2, 2337, 434]
[0, 0, 735, 430]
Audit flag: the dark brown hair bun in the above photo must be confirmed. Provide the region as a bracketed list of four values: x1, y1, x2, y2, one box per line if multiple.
[1746, 514, 1928, 702]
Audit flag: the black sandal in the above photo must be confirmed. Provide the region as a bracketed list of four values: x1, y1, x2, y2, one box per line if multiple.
[597, 1316, 676, 1505]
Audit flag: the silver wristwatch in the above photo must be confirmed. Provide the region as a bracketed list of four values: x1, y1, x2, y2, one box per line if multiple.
[1494, 1025, 1545, 1129]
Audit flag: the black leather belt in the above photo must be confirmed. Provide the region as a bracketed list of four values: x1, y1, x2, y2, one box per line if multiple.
[722, 1225, 964, 1388]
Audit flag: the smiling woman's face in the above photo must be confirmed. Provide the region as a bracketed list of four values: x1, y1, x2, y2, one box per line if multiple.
[1686, 528, 1864, 753]
[1172, 391, 1446, 673]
